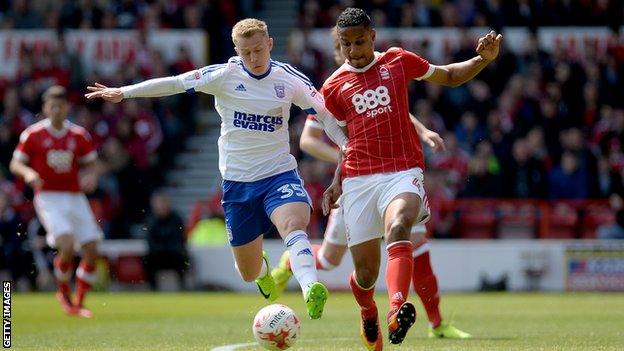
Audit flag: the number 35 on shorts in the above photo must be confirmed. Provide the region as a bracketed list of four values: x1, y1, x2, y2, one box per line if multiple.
[278, 183, 307, 199]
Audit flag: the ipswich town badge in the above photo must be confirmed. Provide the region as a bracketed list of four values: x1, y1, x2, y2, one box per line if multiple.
[274, 83, 285, 98]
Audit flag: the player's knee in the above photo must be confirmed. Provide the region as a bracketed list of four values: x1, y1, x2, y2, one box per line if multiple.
[81, 242, 98, 263]
[323, 249, 345, 268]
[354, 265, 379, 288]
[55, 234, 75, 254]
[279, 216, 308, 235]
[325, 254, 343, 268]
[386, 217, 412, 242]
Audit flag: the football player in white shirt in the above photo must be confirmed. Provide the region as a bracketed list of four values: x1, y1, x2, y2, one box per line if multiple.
[86, 18, 347, 320]
[271, 27, 471, 340]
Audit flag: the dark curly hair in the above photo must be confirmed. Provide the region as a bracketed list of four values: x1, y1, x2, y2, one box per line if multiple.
[336, 8, 371, 29]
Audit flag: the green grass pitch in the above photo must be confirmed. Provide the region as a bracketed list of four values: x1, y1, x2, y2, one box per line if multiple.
[12, 291, 624, 350]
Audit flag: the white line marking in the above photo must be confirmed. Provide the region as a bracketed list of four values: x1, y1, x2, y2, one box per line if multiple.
[211, 337, 357, 351]
[211, 342, 257, 351]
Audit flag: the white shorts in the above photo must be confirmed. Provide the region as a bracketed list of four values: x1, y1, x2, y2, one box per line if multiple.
[34, 191, 103, 248]
[324, 207, 427, 247]
[341, 167, 430, 247]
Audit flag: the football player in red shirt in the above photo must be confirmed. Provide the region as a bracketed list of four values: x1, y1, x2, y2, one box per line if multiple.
[321, 8, 502, 349]
[10, 86, 102, 318]
[271, 27, 471, 341]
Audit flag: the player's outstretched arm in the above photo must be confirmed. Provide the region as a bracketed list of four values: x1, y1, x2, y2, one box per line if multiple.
[85, 75, 186, 102]
[409, 114, 445, 151]
[425, 30, 502, 87]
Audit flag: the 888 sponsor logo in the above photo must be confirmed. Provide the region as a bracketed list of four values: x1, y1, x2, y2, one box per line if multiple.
[351, 85, 393, 118]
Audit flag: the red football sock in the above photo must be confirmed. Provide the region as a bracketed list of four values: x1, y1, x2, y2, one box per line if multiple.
[349, 271, 377, 319]
[386, 241, 414, 313]
[412, 249, 442, 327]
[75, 261, 96, 307]
[53, 256, 73, 293]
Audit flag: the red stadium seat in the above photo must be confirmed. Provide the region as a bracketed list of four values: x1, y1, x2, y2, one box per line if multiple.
[114, 256, 147, 284]
[457, 201, 497, 239]
[544, 202, 578, 239]
[581, 205, 615, 239]
[497, 202, 537, 239]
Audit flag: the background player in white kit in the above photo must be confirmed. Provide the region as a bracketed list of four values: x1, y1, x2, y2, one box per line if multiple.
[10, 86, 102, 318]
[85, 18, 348, 320]
[271, 28, 470, 339]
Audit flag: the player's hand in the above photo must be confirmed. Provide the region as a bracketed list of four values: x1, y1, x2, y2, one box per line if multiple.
[85, 83, 124, 103]
[24, 170, 43, 190]
[420, 129, 446, 152]
[322, 181, 342, 216]
[79, 172, 98, 193]
[476, 30, 503, 61]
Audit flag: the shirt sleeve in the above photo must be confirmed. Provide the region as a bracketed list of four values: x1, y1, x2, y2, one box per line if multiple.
[305, 115, 323, 129]
[292, 80, 348, 148]
[398, 47, 434, 81]
[179, 63, 229, 94]
[121, 63, 229, 98]
[320, 84, 346, 126]
[13, 130, 34, 162]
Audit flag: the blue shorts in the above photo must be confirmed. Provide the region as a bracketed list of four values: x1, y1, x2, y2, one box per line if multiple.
[222, 170, 312, 246]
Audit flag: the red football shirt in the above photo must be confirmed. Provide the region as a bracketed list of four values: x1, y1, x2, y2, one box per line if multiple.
[13, 119, 97, 192]
[322, 47, 433, 178]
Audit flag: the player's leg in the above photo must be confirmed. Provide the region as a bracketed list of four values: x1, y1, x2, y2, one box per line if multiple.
[317, 207, 349, 268]
[383, 192, 419, 344]
[409, 231, 441, 326]
[72, 194, 104, 317]
[410, 230, 472, 338]
[266, 170, 327, 319]
[222, 177, 276, 301]
[342, 175, 385, 350]
[231, 235, 266, 281]
[380, 168, 430, 344]
[73, 241, 97, 318]
[271, 207, 348, 296]
[52, 234, 78, 315]
[34, 193, 77, 315]
[350, 239, 383, 351]
[270, 202, 327, 319]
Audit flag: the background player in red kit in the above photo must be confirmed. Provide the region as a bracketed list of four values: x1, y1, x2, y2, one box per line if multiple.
[271, 27, 470, 340]
[322, 8, 502, 349]
[10, 86, 102, 318]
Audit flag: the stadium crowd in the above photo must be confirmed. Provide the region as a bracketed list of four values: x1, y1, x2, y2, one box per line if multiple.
[297, 0, 623, 29]
[0, 0, 259, 289]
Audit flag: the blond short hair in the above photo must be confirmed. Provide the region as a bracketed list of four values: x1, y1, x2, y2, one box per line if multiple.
[231, 18, 268, 44]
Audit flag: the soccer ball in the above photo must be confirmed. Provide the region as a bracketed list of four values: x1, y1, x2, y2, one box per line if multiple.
[252, 304, 300, 350]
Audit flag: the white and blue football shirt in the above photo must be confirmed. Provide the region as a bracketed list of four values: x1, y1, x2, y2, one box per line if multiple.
[178, 57, 341, 182]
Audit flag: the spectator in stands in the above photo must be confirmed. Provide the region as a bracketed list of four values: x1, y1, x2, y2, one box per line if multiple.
[560, 127, 600, 197]
[597, 209, 624, 240]
[2, 0, 41, 29]
[502, 138, 548, 198]
[0, 191, 36, 290]
[143, 191, 188, 291]
[460, 141, 501, 198]
[549, 151, 589, 199]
